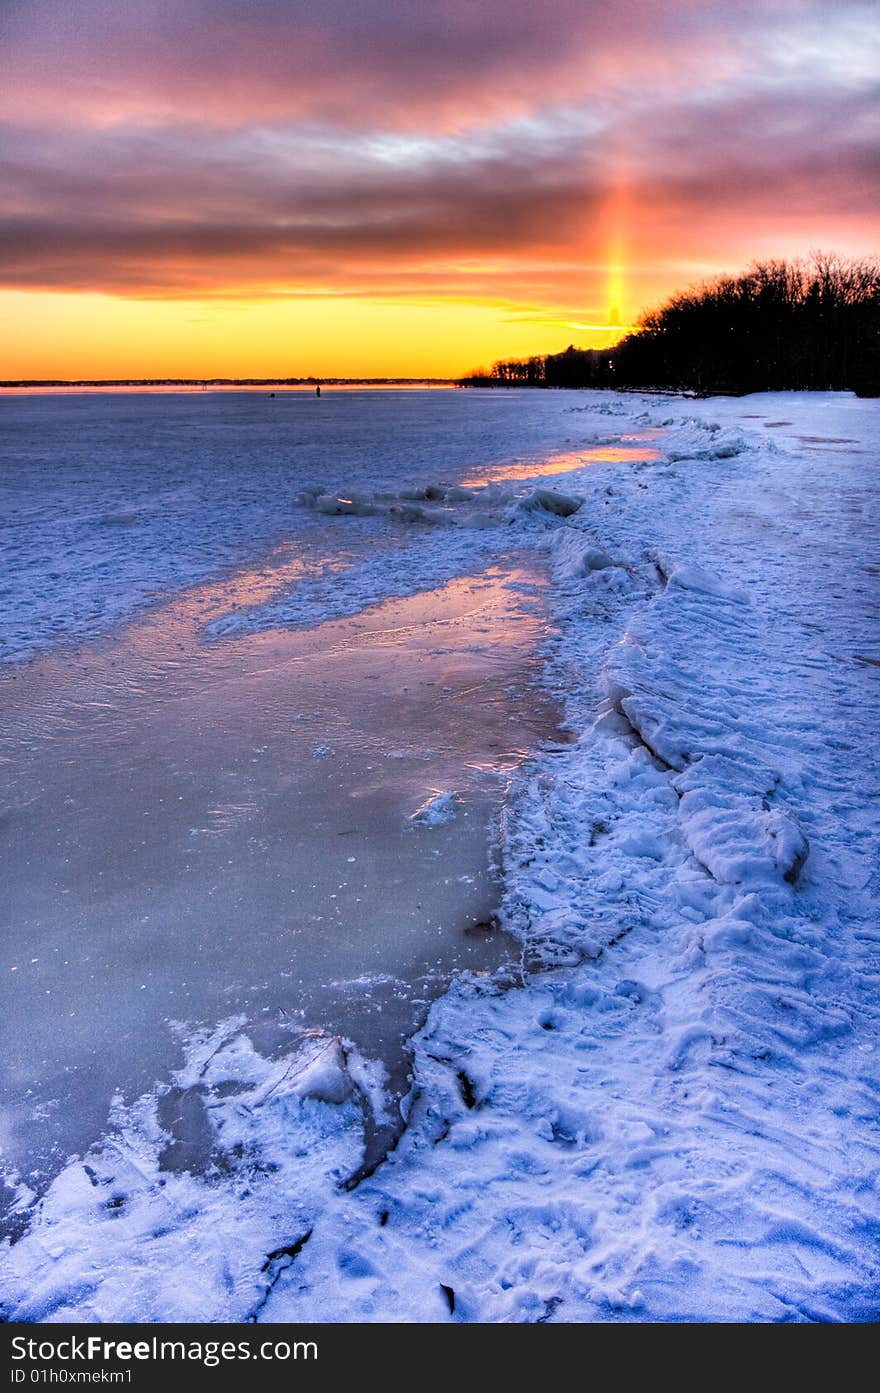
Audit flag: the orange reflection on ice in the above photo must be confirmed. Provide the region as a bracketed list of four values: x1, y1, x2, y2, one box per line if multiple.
[462, 444, 660, 487]
[111, 541, 358, 675]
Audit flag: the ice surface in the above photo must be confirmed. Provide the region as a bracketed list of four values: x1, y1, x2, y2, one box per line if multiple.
[2, 389, 878, 1323]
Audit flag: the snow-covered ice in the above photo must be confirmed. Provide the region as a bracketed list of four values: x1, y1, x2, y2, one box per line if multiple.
[1, 388, 878, 1322]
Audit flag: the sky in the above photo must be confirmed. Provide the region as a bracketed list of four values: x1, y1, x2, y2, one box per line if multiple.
[1, 0, 877, 379]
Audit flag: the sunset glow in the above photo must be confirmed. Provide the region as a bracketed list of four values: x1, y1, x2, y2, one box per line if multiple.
[2, 1, 877, 379]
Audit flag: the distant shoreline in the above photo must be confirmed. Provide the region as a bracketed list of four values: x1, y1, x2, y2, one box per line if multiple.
[0, 377, 456, 390]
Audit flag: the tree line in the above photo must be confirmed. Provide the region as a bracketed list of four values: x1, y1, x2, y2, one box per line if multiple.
[460, 254, 879, 395]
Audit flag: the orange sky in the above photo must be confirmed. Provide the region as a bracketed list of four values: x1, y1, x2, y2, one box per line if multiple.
[2, 1, 877, 379]
[3, 292, 628, 380]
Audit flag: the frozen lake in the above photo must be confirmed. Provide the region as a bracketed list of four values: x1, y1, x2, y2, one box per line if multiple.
[0, 386, 611, 664]
[2, 389, 877, 1323]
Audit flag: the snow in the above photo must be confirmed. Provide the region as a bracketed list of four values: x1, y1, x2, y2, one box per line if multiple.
[1, 389, 878, 1322]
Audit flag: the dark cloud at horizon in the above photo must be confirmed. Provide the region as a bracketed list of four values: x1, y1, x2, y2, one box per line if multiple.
[0, 0, 877, 311]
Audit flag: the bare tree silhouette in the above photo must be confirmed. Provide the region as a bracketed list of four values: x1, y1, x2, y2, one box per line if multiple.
[460, 254, 879, 396]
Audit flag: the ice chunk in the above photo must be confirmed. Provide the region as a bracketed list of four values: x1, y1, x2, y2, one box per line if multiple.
[388, 502, 452, 526]
[554, 530, 616, 578]
[517, 488, 584, 519]
[680, 799, 809, 886]
[312, 493, 382, 517]
[667, 565, 749, 604]
[410, 791, 459, 826]
[288, 1038, 354, 1106]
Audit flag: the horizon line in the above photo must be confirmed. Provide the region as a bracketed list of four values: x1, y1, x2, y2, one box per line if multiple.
[0, 376, 461, 389]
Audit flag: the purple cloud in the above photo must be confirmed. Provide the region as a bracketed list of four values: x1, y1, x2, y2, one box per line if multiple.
[0, 1, 876, 310]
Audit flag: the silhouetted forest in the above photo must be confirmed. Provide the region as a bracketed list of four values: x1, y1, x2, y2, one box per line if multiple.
[461, 254, 879, 396]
